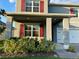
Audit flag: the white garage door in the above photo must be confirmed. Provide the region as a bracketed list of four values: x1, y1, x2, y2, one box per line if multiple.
[69, 29, 79, 43]
[57, 28, 79, 43]
[57, 28, 64, 43]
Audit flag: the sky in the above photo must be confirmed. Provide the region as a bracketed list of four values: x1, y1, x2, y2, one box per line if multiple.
[0, 0, 16, 23]
[0, 0, 16, 12]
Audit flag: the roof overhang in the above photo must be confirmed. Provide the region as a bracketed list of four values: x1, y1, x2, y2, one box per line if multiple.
[7, 12, 76, 17]
[6, 12, 76, 22]
[49, 3, 79, 7]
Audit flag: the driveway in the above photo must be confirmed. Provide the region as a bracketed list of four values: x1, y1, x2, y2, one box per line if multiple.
[56, 43, 79, 59]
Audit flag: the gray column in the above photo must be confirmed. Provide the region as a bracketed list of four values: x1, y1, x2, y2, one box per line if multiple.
[63, 18, 69, 49]
[46, 18, 52, 41]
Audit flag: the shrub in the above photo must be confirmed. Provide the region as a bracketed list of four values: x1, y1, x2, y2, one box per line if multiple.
[10, 37, 20, 41]
[35, 38, 39, 48]
[3, 37, 56, 55]
[35, 39, 56, 52]
[14, 38, 28, 54]
[0, 40, 4, 52]
[46, 41, 56, 52]
[3, 39, 16, 55]
[66, 45, 76, 52]
[38, 39, 46, 52]
[3, 37, 36, 54]
[26, 38, 36, 52]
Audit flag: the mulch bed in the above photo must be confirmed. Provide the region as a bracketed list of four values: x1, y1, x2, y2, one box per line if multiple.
[27, 51, 59, 56]
[0, 51, 59, 57]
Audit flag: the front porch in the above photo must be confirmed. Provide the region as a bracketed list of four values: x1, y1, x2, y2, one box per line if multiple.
[6, 12, 75, 49]
[7, 15, 53, 41]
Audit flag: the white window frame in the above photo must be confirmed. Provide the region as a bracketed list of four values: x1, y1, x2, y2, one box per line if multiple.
[25, 23, 40, 38]
[26, 0, 40, 12]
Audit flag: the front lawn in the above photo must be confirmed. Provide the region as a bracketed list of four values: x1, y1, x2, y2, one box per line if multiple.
[0, 56, 63, 59]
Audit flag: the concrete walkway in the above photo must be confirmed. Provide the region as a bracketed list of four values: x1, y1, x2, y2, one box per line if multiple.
[55, 43, 79, 59]
[56, 50, 79, 59]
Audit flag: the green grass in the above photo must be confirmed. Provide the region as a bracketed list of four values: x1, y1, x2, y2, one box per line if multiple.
[0, 56, 64, 59]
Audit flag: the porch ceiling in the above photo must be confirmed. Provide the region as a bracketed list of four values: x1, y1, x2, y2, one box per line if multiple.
[6, 12, 76, 22]
[13, 16, 46, 23]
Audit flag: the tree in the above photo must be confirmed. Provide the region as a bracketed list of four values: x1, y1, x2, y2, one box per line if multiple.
[0, 9, 6, 16]
[0, 9, 6, 34]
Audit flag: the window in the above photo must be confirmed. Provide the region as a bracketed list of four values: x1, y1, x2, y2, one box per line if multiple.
[33, 1, 39, 12]
[26, 0, 40, 12]
[25, 24, 40, 37]
[26, 1, 32, 12]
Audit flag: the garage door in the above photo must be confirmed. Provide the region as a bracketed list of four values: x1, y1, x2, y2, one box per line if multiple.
[57, 28, 64, 43]
[69, 29, 79, 43]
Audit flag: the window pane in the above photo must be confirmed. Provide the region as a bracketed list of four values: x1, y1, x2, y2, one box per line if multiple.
[33, 7, 39, 12]
[25, 25, 31, 30]
[26, 7, 32, 12]
[25, 25, 27, 30]
[33, 2, 39, 6]
[25, 31, 31, 36]
[26, 2, 32, 6]
[33, 25, 39, 30]
[32, 0, 39, 2]
[33, 31, 39, 36]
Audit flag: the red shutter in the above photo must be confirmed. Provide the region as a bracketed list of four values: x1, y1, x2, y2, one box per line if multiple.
[20, 24, 25, 38]
[70, 8, 74, 14]
[40, 24, 44, 37]
[21, 0, 25, 11]
[40, 0, 44, 12]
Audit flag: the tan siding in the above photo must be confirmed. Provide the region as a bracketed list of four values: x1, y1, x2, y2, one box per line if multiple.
[16, 0, 21, 12]
[13, 22, 21, 37]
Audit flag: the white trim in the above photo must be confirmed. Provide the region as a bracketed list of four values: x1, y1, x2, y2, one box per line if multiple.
[32, 1, 33, 12]
[25, 0, 40, 12]
[31, 25, 33, 37]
